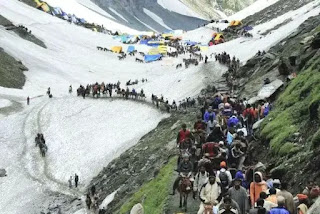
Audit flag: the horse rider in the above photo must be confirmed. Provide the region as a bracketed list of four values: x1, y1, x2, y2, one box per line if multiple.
[198, 174, 222, 214]
[171, 153, 194, 195]
[177, 124, 193, 149]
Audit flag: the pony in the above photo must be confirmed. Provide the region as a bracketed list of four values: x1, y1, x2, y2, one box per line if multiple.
[178, 174, 192, 212]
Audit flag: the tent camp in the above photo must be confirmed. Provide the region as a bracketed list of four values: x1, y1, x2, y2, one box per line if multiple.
[111, 46, 122, 53]
[144, 54, 162, 63]
[127, 46, 135, 53]
[158, 45, 167, 54]
[229, 20, 242, 27]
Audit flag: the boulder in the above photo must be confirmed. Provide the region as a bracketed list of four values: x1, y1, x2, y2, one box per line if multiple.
[278, 60, 291, 75]
[311, 37, 320, 49]
[0, 168, 6, 177]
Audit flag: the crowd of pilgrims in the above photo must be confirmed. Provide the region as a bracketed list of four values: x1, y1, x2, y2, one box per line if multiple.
[170, 91, 318, 214]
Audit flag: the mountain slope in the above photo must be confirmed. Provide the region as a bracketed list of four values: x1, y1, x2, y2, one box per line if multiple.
[91, 0, 209, 32]
[181, 0, 256, 19]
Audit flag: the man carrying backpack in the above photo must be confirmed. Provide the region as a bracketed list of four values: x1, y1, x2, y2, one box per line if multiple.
[216, 161, 232, 195]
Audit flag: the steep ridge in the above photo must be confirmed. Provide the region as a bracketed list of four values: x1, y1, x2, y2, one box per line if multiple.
[91, 0, 209, 32]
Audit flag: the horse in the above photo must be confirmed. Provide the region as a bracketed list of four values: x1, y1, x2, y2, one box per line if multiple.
[39, 143, 47, 157]
[135, 58, 144, 63]
[177, 174, 192, 212]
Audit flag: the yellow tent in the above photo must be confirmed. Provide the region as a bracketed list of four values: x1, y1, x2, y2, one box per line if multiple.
[162, 34, 173, 39]
[214, 33, 224, 41]
[229, 20, 242, 26]
[92, 28, 98, 32]
[111, 46, 122, 53]
[158, 45, 167, 54]
[36, 2, 50, 12]
[199, 46, 209, 52]
[148, 48, 160, 55]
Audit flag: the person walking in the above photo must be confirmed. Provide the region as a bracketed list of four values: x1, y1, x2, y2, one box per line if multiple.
[74, 173, 79, 188]
[228, 177, 249, 214]
[27, 96, 30, 105]
[68, 176, 73, 188]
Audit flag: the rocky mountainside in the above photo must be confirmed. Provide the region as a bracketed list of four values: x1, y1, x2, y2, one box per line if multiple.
[91, 0, 256, 32]
[181, 0, 256, 19]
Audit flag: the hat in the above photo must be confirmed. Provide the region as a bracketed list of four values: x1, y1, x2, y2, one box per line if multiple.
[209, 174, 216, 178]
[219, 141, 224, 146]
[297, 194, 308, 200]
[220, 161, 227, 168]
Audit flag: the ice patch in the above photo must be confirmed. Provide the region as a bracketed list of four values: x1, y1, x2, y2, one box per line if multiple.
[0, 99, 12, 108]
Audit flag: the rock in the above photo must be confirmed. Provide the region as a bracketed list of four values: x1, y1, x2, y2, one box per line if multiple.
[289, 51, 299, 66]
[311, 33, 320, 49]
[264, 53, 276, 60]
[278, 59, 291, 75]
[300, 35, 314, 45]
[253, 119, 264, 130]
[0, 168, 7, 177]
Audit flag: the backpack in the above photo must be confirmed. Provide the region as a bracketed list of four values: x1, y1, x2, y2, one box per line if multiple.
[263, 106, 270, 116]
[219, 171, 229, 187]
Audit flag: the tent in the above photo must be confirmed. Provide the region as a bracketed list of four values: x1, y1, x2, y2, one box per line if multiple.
[36, 2, 50, 12]
[147, 41, 164, 47]
[111, 46, 122, 53]
[144, 54, 162, 63]
[162, 34, 173, 39]
[243, 26, 253, 31]
[185, 41, 198, 46]
[140, 39, 150, 45]
[79, 18, 87, 24]
[229, 20, 242, 27]
[148, 48, 160, 55]
[199, 46, 209, 52]
[214, 34, 224, 41]
[158, 45, 167, 54]
[92, 28, 98, 32]
[52, 7, 62, 15]
[127, 46, 135, 53]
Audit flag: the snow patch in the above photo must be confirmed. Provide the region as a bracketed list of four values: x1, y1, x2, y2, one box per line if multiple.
[109, 7, 129, 23]
[157, 0, 206, 19]
[228, 0, 281, 20]
[99, 189, 119, 209]
[0, 99, 12, 108]
[143, 8, 172, 30]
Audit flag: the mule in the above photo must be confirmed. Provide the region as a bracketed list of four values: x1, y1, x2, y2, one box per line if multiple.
[177, 175, 192, 212]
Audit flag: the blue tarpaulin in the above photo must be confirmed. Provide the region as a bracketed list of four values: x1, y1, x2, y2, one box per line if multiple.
[140, 40, 150, 45]
[243, 26, 253, 31]
[144, 54, 162, 63]
[127, 46, 135, 53]
[185, 41, 198, 46]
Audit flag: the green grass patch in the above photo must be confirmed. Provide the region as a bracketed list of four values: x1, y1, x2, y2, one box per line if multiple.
[261, 56, 320, 155]
[119, 157, 177, 214]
